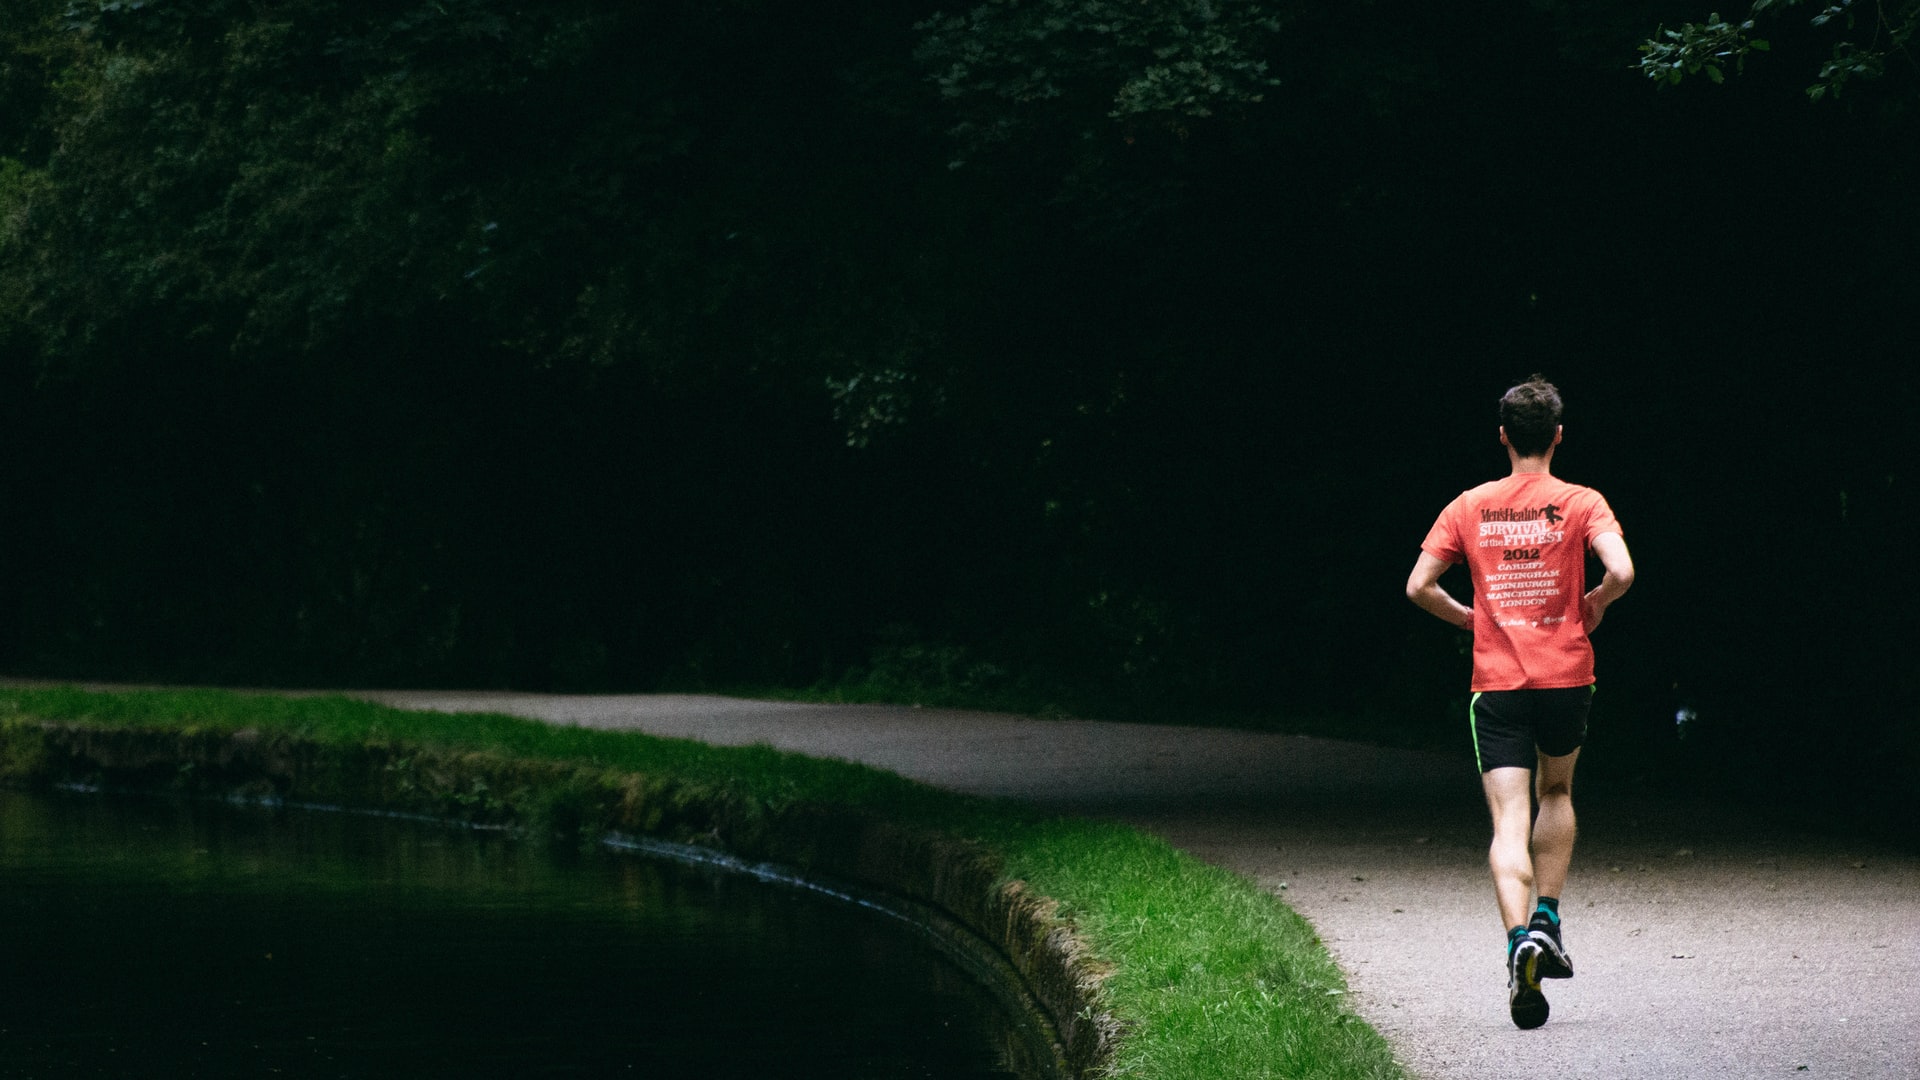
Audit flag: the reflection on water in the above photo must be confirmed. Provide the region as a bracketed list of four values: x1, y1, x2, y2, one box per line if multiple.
[0, 790, 1041, 1079]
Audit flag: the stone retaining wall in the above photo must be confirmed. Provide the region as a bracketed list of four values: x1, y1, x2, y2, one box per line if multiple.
[0, 721, 1121, 1077]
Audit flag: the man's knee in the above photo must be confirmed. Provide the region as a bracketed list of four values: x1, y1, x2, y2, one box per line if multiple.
[1535, 750, 1579, 798]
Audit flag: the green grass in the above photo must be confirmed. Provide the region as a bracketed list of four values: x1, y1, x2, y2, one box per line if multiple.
[0, 685, 1405, 1080]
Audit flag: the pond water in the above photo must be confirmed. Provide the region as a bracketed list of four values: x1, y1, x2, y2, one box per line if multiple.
[0, 790, 1050, 1079]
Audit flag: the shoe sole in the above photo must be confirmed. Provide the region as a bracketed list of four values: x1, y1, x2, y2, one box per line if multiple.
[1529, 928, 1574, 980]
[1509, 942, 1550, 1030]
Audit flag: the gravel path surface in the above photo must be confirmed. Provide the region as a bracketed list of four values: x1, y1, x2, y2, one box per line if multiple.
[53, 685, 1920, 1079]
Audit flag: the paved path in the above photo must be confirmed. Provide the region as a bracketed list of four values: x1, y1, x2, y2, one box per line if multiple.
[31, 683, 1915, 1078]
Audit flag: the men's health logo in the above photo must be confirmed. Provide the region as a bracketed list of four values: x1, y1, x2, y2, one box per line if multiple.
[1479, 503, 1562, 524]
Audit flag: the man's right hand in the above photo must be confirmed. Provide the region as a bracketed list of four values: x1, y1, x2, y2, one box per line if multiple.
[1582, 532, 1635, 633]
[1582, 588, 1607, 632]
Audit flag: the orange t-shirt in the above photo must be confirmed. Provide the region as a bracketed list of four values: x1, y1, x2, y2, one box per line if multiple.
[1421, 472, 1622, 691]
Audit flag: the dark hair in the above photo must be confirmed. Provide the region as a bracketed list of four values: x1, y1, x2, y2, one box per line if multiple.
[1499, 375, 1562, 456]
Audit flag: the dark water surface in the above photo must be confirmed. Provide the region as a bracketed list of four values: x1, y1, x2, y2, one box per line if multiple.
[0, 790, 1043, 1079]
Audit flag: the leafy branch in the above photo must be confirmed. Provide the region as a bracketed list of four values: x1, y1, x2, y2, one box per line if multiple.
[1639, 0, 1919, 98]
[915, 0, 1285, 157]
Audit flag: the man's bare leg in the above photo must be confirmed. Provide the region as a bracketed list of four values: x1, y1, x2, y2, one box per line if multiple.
[1482, 766, 1537, 931]
[1526, 748, 1580, 980]
[1485, 764, 1552, 1028]
[1531, 748, 1580, 900]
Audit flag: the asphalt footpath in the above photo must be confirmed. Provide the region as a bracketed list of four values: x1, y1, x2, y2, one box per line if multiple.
[64, 686, 1920, 1079]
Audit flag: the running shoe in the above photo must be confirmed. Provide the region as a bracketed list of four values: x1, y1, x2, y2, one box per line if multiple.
[1528, 919, 1574, 979]
[1507, 938, 1550, 1030]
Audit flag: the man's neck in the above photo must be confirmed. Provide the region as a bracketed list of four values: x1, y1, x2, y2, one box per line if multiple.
[1508, 451, 1554, 476]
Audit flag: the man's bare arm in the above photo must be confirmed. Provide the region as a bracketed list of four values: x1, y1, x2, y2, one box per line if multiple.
[1582, 531, 1634, 632]
[1406, 551, 1472, 630]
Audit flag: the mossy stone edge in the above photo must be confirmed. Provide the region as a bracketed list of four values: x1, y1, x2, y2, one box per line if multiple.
[0, 720, 1121, 1078]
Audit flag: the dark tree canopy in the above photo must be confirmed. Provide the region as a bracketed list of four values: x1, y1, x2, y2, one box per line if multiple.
[0, 0, 1913, 838]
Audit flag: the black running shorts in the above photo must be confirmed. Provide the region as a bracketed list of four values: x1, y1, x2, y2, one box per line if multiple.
[1468, 686, 1593, 773]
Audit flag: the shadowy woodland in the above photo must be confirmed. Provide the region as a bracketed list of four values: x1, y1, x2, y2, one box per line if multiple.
[1, 0, 1913, 834]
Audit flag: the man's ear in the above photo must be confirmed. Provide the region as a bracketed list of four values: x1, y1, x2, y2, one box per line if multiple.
[1552, 425, 1563, 448]
[1499, 426, 1511, 448]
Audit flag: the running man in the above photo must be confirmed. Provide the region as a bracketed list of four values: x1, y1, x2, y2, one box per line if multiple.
[1405, 375, 1635, 1030]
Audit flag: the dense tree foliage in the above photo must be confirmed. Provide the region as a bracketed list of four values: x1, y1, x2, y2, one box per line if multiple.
[1, 0, 1913, 835]
[1640, 0, 1917, 97]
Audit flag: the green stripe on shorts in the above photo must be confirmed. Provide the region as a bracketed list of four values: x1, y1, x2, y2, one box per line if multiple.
[1469, 691, 1484, 773]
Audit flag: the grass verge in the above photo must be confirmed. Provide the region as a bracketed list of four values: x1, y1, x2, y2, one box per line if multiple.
[0, 685, 1405, 1080]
